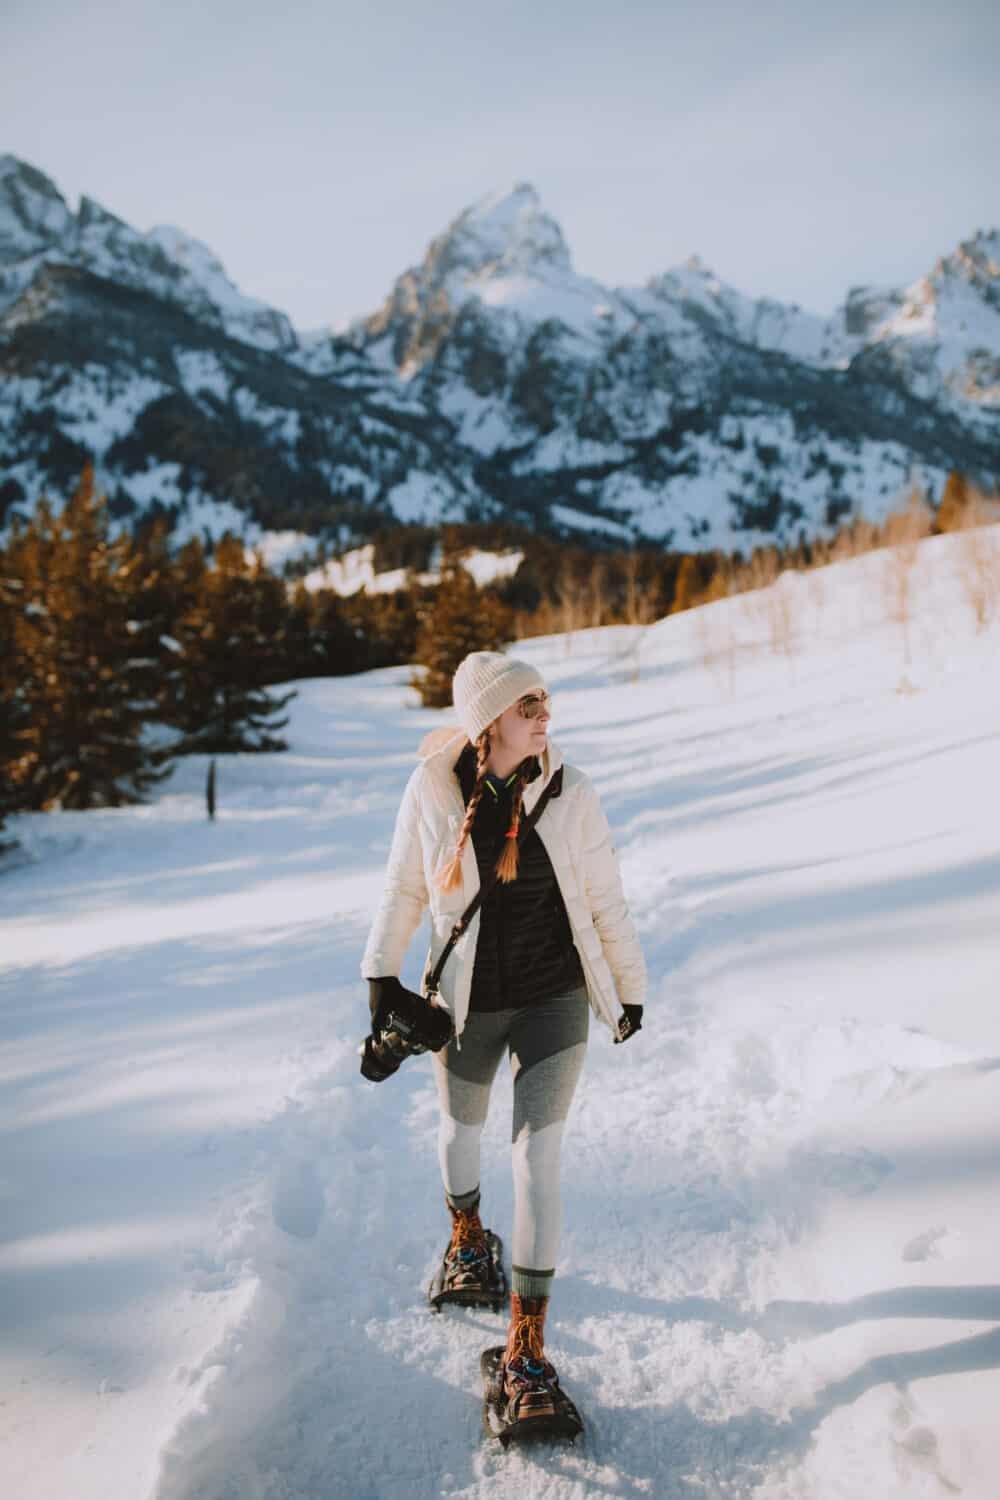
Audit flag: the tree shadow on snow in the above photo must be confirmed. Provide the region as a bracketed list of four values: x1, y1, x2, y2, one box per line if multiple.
[561, 1320, 1000, 1495]
[553, 1306, 1000, 1495]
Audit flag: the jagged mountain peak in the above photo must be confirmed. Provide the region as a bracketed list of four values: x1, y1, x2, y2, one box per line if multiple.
[0, 155, 296, 352]
[2, 151, 998, 557]
[426, 181, 571, 281]
[0, 153, 60, 195]
[77, 194, 130, 232]
[932, 227, 1000, 293]
[0, 154, 73, 261]
[653, 252, 728, 297]
[856, 225, 1000, 345]
[645, 253, 751, 327]
[355, 181, 575, 373]
[146, 224, 230, 282]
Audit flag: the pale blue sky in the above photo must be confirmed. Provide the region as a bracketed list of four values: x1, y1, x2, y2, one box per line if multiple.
[4, 0, 998, 330]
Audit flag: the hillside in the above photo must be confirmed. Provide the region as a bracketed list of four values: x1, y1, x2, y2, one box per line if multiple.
[1, 526, 999, 1499]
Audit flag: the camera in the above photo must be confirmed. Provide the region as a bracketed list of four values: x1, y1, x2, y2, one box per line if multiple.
[360, 979, 454, 1082]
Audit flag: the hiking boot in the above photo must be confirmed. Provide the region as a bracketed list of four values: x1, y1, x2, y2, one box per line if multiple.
[501, 1294, 559, 1422]
[442, 1201, 491, 1297]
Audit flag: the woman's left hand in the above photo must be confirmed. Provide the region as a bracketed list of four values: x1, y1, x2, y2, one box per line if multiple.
[614, 1004, 643, 1044]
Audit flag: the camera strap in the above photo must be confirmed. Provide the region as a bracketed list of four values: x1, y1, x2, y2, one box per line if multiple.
[425, 764, 564, 996]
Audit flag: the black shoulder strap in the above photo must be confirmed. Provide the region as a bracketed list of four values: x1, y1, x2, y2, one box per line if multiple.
[426, 765, 564, 995]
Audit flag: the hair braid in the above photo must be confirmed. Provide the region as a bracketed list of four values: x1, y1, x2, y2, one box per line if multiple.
[494, 761, 531, 884]
[435, 732, 492, 892]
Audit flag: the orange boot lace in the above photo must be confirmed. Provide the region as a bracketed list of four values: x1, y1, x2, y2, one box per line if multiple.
[503, 1293, 547, 1362]
[502, 1294, 557, 1419]
[447, 1204, 487, 1256]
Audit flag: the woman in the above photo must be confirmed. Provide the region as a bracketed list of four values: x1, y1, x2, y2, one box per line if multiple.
[361, 650, 646, 1434]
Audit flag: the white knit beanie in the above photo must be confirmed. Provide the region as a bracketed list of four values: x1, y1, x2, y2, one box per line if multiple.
[452, 652, 546, 743]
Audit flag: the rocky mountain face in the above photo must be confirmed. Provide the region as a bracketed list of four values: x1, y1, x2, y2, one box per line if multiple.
[1, 155, 997, 555]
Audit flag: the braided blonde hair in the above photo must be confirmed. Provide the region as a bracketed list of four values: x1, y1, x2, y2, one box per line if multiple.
[436, 729, 533, 892]
[494, 763, 528, 884]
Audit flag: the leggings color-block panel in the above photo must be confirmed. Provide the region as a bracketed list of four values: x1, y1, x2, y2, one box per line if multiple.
[431, 984, 589, 1296]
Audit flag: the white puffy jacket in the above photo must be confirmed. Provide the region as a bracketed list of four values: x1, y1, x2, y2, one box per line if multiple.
[360, 729, 647, 1038]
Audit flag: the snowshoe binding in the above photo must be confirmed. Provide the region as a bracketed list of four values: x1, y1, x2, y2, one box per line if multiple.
[480, 1346, 584, 1448]
[428, 1202, 507, 1313]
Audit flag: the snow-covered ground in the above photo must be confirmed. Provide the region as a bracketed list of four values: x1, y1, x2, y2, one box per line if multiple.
[2, 528, 999, 1499]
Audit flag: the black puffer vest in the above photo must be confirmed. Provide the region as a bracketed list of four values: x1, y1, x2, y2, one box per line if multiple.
[455, 744, 585, 1012]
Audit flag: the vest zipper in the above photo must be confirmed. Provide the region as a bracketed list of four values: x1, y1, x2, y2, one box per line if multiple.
[496, 834, 507, 1006]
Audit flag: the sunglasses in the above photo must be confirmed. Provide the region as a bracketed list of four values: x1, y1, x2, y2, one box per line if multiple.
[516, 691, 551, 720]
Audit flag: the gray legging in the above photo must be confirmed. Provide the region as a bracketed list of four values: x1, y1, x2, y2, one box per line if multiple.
[431, 983, 589, 1300]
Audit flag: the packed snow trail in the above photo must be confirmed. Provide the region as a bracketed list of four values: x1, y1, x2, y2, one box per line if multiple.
[2, 531, 999, 1499]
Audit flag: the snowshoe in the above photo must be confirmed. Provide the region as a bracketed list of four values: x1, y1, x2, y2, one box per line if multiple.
[428, 1229, 508, 1314]
[480, 1346, 584, 1448]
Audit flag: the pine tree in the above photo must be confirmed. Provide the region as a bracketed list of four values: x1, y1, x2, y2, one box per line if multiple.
[309, 586, 367, 675]
[3, 469, 174, 810]
[172, 534, 295, 753]
[0, 562, 28, 839]
[120, 515, 194, 733]
[245, 547, 297, 686]
[283, 582, 320, 679]
[413, 562, 513, 708]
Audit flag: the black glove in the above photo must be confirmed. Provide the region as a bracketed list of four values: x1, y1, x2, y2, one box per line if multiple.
[361, 976, 454, 1083]
[368, 975, 404, 1029]
[614, 1004, 643, 1044]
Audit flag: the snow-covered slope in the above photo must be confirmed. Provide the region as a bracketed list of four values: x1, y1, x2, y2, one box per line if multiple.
[351, 184, 1000, 415]
[1, 153, 998, 552]
[323, 185, 1000, 545]
[0, 153, 479, 551]
[0, 155, 296, 352]
[840, 230, 1000, 413]
[2, 524, 999, 1499]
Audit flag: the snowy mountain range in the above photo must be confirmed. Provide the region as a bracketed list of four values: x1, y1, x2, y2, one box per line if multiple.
[1, 153, 998, 555]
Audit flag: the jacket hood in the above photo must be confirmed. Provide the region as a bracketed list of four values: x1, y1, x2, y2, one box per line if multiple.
[417, 722, 563, 813]
[417, 725, 467, 760]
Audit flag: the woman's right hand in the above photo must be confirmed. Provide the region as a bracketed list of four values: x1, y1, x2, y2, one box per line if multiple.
[368, 975, 405, 1028]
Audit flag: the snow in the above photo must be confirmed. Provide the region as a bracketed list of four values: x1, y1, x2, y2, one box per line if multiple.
[233, 389, 302, 450]
[550, 502, 635, 540]
[512, 430, 630, 475]
[443, 183, 572, 278]
[0, 156, 294, 356]
[435, 384, 523, 455]
[52, 369, 168, 460]
[459, 548, 524, 587]
[2, 527, 1000, 1498]
[302, 542, 378, 595]
[0, 154, 74, 260]
[122, 462, 186, 511]
[647, 257, 836, 365]
[302, 543, 524, 595]
[386, 471, 464, 525]
[174, 351, 231, 405]
[249, 530, 317, 573]
[473, 267, 623, 342]
[4, 157, 998, 554]
[591, 416, 945, 554]
[170, 493, 263, 548]
[145, 225, 294, 350]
